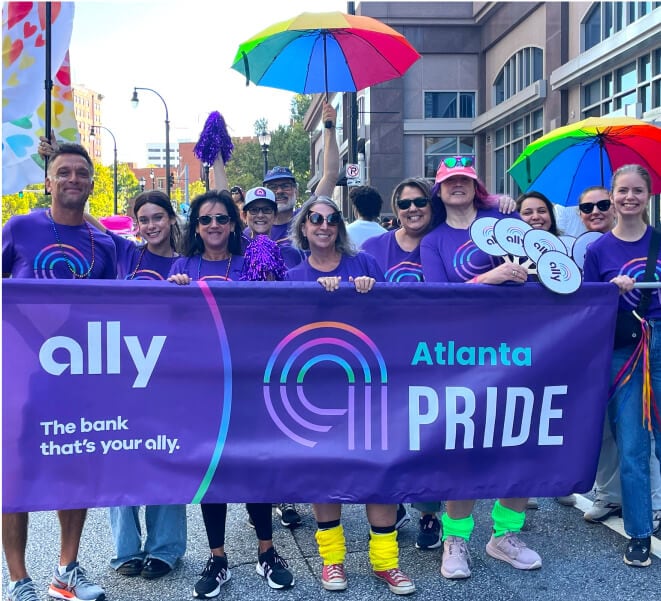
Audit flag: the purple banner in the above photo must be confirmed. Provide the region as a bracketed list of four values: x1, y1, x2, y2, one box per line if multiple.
[3, 280, 618, 512]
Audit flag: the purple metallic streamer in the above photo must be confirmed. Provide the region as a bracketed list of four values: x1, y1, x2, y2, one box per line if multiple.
[194, 111, 234, 165]
[240, 235, 287, 281]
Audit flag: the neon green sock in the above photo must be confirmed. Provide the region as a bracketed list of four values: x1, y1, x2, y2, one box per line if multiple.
[491, 500, 525, 537]
[441, 513, 474, 541]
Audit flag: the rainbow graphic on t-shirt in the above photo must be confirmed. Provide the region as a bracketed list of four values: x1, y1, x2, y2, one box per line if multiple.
[127, 270, 165, 281]
[453, 240, 498, 281]
[619, 257, 661, 308]
[33, 243, 90, 279]
[384, 261, 423, 282]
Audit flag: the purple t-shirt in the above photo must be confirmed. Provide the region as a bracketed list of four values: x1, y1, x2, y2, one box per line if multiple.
[420, 207, 504, 283]
[583, 227, 661, 318]
[111, 233, 176, 280]
[168, 255, 245, 281]
[286, 252, 385, 282]
[362, 230, 423, 282]
[2, 210, 117, 279]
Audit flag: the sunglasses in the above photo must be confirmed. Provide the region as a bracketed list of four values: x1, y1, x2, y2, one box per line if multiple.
[396, 197, 429, 210]
[230, 188, 241, 194]
[579, 199, 611, 214]
[198, 214, 231, 226]
[442, 156, 474, 168]
[307, 211, 341, 226]
[247, 206, 274, 215]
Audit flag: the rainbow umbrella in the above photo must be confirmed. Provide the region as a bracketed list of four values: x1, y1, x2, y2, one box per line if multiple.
[230, 11, 420, 95]
[508, 117, 661, 206]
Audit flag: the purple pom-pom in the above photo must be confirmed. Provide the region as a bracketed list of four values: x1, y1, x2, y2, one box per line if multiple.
[240, 235, 287, 281]
[194, 111, 234, 165]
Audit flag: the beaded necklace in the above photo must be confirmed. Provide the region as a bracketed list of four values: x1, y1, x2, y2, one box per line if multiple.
[127, 245, 148, 280]
[197, 254, 232, 280]
[47, 209, 95, 279]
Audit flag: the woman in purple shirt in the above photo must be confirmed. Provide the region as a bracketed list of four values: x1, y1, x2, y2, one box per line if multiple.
[420, 157, 540, 581]
[287, 196, 414, 595]
[583, 164, 661, 568]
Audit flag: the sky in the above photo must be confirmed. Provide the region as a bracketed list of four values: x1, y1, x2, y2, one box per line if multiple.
[68, 0, 352, 165]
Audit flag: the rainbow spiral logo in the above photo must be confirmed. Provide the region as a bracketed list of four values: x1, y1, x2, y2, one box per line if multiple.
[264, 321, 388, 450]
[620, 257, 661, 308]
[453, 240, 497, 280]
[32, 244, 90, 279]
[127, 270, 165, 280]
[384, 261, 423, 282]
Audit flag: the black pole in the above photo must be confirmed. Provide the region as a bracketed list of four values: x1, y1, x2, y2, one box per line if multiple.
[112, 144, 118, 214]
[323, 32, 333, 128]
[204, 164, 210, 192]
[347, 1, 358, 165]
[44, 3, 53, 189]
[262, 146, 269, 177]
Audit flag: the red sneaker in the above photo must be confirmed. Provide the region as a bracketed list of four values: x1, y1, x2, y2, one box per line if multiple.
[373, 567, 416, 595]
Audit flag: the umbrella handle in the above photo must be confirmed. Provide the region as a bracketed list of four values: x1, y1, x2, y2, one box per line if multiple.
[323, 33, 333, 129]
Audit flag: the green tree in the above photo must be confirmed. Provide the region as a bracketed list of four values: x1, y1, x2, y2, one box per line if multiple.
[291, 94, 312, 123]
[88, 163, 113, 217]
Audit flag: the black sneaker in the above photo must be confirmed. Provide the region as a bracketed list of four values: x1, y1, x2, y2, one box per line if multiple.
[416, 514, 442, 549]
[277, 503, 302, 528]
[623, 537, 652, 567]
[193, 555, 231, 598]
[395, 504, 411, 530]
[256, 547, 295, 589]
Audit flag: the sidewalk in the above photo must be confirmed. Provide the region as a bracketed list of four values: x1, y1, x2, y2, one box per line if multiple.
[3, 498, 660, 601]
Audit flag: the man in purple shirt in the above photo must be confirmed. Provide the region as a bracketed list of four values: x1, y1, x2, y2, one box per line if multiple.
[2, 143, 112, 601]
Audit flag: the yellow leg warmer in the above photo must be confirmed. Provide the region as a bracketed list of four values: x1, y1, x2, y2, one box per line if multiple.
[368, 530, 399, 572]
[315, 525, 346, 566]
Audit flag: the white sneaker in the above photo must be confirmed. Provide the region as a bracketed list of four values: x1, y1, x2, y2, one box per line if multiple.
[440, 536, 471, 579]
[583, 499, 622, 523]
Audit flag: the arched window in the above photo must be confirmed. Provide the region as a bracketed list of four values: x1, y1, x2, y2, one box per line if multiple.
[493, 47, 543, 106]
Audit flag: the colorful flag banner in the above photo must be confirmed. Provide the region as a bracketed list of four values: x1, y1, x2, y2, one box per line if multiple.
[2, 3, 78, 195]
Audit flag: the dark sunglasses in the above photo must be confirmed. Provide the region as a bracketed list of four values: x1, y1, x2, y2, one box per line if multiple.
[198, 214, 231, 226]
[247, 206, 274, 215]
[442, 156, 473, 168]
[579, 199, 611, 214]
[307, 211, 341, 226]
[396, 197, 429, 210]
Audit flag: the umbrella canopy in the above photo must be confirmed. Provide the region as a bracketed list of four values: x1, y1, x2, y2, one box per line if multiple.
[508, 117, 661, 206]
[230, 11, 420, 95]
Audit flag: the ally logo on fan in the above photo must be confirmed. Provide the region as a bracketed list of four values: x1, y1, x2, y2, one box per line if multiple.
[263, 321, 389, 450]
[523, 229, 568, 264]
[470, 217, 507, 257]
[493, 218, 532, 257]
[536, 251, 582, 294]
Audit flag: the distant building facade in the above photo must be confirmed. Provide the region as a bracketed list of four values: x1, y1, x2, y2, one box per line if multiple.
[305, 1, 661, 218]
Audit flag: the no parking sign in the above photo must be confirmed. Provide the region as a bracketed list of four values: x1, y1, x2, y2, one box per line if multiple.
[346, 163, 361, 187]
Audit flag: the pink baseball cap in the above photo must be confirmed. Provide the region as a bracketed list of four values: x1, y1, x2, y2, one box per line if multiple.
[435, 156, 478, 183]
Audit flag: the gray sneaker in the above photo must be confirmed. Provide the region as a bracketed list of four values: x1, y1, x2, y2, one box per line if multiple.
[48, 562, 105, 601]
[7, 578, 40, 601]
[653, 509, 661, 536]
[583, 499, 622, 523]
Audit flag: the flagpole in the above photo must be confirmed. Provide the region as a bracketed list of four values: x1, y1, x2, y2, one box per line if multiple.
[44, 2, 53, 188]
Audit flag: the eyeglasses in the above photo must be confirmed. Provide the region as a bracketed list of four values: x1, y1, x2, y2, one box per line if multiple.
[442, 156, 474, 169]
[198, 214, 231, 226]
[579, 199, 611, 214]
[307, 211, 341, 226]
[396, 197, 429, 210]
[247, 206, 274, 215]
[266, 182, 294, 192]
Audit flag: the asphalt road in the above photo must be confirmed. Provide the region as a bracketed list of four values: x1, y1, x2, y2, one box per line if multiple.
[3, 495, 660, 601]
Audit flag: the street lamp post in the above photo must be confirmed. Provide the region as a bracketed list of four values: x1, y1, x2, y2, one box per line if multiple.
[131, 87, 171, 198]
[150, 168, 155, 190]
[139, 177, 146, 192]
[258, 130, 271, 177]
[90, 124, 118, 214]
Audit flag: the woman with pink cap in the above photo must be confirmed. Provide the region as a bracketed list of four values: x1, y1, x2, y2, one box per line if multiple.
[420, 156, 540, 581]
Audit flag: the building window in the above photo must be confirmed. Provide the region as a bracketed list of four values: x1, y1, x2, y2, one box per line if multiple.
[424, 92, 476, 118]
[493, 108, 544, 196]
[493, 48, 543, 105]
[582, 49, 661, 117]
[424, 136, 475, 179]
[584, 2, 661, 50]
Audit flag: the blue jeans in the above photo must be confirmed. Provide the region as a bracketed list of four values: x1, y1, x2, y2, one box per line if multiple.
[609, 320, 661, 538]
[109, 505, 187, 569]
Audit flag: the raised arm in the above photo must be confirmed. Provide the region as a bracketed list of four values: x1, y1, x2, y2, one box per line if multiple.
[315, 102, 340, 198]
[212, 154, 229, 192]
